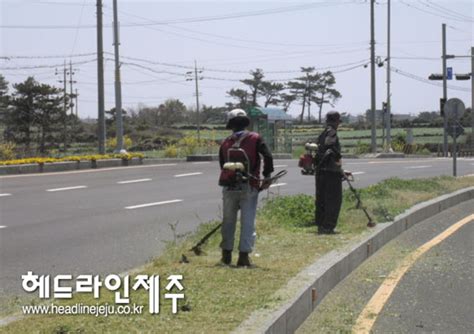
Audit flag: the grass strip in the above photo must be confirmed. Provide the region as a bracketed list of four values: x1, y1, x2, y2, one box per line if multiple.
[1, 176, 473, 333]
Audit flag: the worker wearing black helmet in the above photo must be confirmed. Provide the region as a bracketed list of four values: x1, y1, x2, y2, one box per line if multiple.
[315, 111, 343, 234]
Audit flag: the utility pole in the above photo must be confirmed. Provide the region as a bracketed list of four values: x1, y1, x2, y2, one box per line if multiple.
[370, 0, 377, 153]
[55, 61, 68, 152]
[75, 88, 79, 117]
[68, 60, 77, 116]
[386, 0, 392, 152]
[471, 46, 474, 152]
[113, 0, 124, 153]
[96, 0, 106, 154]
[194, 60, 201, 141]
[442, 23, 448, 157]
[186, 62, 203, 141]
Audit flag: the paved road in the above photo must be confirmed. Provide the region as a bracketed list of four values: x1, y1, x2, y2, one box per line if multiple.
[0, 157, 473, 295]
[297, 199, 474, 334]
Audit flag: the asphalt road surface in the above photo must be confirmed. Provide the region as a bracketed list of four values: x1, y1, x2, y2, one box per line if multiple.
[297, 199, 474, 334]
[1, 157, 473, 295]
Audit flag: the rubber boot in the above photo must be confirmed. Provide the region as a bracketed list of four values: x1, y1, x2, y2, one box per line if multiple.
[221, 249, 232, 265]
[237, 252, 252, 267]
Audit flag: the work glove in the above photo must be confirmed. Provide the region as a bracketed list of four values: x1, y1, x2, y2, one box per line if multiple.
[343, 170, 354, 181]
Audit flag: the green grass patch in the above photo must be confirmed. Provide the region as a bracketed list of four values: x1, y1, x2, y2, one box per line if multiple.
[1, 176, 473, 333]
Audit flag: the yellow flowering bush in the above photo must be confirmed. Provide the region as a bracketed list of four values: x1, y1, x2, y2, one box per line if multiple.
[0, 153, 145, 166]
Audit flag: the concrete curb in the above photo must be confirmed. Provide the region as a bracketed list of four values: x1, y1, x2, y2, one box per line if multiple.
[0, 158, 188, 175]
[235, 186, 474, 334]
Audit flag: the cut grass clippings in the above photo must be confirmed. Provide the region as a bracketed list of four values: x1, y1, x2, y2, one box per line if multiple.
[1, 176, 473, 333]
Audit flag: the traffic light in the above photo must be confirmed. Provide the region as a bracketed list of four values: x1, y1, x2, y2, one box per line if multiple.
[440, 98, 447, 117]
[382, 102, 387, 113]
[429, 74, 444, 80]
[455, 73, 471, 80]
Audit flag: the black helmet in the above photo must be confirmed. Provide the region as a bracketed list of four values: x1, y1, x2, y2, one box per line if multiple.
[326, 111, 341, 123]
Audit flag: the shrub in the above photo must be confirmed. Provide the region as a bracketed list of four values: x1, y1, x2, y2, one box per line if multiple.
[178, 136, 199, 156]
[0, 142, 16, 161]
[354, 140, 371, 155]
[106, 135, 133, 151]
[164, 145, 178, 158]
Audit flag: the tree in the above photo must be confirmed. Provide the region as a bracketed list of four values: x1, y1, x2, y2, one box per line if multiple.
[259, 81, 285, 107]
[5, 77, 65, 153]
[313, 71, 341, 123]
[241, 68, 265, 107]
[106, 107, 131, 137]
[288, 67, 317, 123]
[157, 99, 186, 126]
[0, 74, 10, 135]
[226, 88, 251, 110]
[279, 92, 297, 113]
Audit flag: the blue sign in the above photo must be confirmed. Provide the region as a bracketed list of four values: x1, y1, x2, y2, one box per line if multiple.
[447, 67, 453, 80]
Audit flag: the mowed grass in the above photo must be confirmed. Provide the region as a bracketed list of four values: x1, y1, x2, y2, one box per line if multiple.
[2, 176, 473, 334]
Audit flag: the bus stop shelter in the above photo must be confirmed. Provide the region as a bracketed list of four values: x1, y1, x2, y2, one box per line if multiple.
[247, 107, 293, 153]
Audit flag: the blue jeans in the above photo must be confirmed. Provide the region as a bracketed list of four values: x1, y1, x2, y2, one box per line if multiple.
[220, 184, 259, 253]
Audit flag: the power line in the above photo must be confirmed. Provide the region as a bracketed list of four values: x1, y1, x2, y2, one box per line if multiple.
[69, 0, 87, 56]
[400, 0, 473, 23]
[0, 52, 97, 60]
[420, 1, 473, 22]
[0, 1, 363, 29]
[0, 58, 97, 70]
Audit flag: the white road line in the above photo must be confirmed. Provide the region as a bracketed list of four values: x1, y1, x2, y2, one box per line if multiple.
[174, 172, 203, 178]
[404, 165, 432, 169]
[117, 178, 152, 184]
[125, 199, 183, 210]
[46, 185, 87, 192]
[0, 226, 6, 229]
[270, 183, 287, 188]
[0, 193, 12, 197]
[191, 161, 211, 165]
[351, 171, 366, 175]
[274, 165, 288, 168]
[0, 163, 178, 179]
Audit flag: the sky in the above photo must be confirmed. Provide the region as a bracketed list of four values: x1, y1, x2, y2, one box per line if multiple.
[0, 0, 472, 120]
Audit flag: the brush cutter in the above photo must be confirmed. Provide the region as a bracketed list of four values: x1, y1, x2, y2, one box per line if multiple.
[342, 171, 376, 228]
[183, 169, 288, 260]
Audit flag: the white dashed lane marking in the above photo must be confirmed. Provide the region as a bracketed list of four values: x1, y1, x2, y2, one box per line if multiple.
[125, 199, 183, 210]
[191, 162, 211, 165]
[0, 226, 6, 229]
[0, 193, 12, 197]
[46, 186, 88, 192]
[351, 172, 366, 175]
[274, 165, 288, 168]
[117, 178, 152, 184]
[174, 172, 203, 178]
[270, 183, 287, 188]
[404, 165, 432, 169]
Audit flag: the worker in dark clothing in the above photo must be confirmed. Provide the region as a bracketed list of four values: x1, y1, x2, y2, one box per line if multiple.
[218, 109, 274, 267]
[315, 111, 344, 234]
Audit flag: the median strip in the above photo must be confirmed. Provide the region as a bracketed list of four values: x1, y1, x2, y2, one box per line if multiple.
[124, 199, 183, 210]
[117, 178, 152, 184]
[46, 186, 87, 192]
[174, 172, 203, 178]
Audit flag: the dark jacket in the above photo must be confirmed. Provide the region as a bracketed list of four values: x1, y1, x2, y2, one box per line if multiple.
[316, 125, 342, 173]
